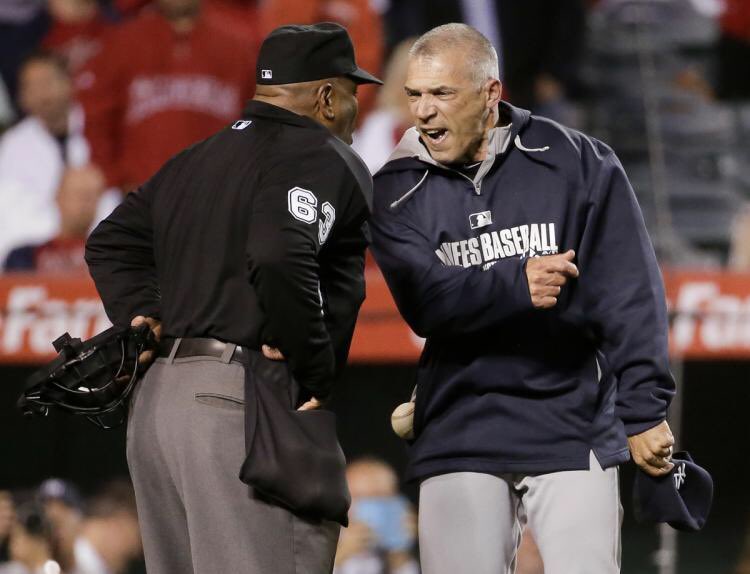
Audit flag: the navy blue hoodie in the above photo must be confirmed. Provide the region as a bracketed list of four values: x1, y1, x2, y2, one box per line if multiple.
[370, 102, 675, 481]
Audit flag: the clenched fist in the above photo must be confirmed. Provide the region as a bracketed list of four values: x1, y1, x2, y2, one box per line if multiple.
[525, 249, 579, 309]
[628, 420, 676, 477]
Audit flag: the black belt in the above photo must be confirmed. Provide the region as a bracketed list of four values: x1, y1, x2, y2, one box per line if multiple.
[157, 337, 251, 363]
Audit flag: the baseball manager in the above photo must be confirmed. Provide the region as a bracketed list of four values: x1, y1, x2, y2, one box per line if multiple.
[370, 24, 676, 573]
[85, 23, 380, 574]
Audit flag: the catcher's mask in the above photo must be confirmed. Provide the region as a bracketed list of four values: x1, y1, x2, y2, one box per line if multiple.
[18, 324, 156, 429]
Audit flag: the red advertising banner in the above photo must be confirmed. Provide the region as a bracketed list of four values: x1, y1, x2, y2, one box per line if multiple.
[665, 270, 750, 360]
[0, 269, 749, 364]
[0, 274, 112, 364]
[350, 269, 750, 363]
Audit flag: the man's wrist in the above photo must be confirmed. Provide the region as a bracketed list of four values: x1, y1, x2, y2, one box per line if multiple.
[625, 418, 667, 437]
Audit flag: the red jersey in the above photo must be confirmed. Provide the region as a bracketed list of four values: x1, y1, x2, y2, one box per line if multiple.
[77, 8, 258, 188]
[35, 237, 88, 273]
[4, 237, 88, 274]
[113, 0, 153, 16]
[722, 0, 750, 42]
[42, 14, 112, 75]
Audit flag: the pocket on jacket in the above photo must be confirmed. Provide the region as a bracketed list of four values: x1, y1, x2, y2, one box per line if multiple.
[194, 392, 244, 411]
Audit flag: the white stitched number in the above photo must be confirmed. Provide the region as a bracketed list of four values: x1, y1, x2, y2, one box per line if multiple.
[288, 187, 318, 224]
[318, 202, 336, 244]
[287, 187, 335, 244]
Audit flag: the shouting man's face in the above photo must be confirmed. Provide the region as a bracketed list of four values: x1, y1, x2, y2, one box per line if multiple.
[404, 50, 502, 165]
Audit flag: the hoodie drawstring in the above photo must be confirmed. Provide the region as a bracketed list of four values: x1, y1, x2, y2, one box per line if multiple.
[390, 170, 429, 209]
[514, 135, 550, 153]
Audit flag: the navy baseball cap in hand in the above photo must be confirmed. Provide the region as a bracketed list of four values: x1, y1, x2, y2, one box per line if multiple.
[256, 22, 383, 86]
[633, 451, 713, 532]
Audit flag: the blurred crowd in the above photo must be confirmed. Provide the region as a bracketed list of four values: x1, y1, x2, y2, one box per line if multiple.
[0, 458, 553, 574]
[0, 0, 748, 273]
[0, 478, 141, 574]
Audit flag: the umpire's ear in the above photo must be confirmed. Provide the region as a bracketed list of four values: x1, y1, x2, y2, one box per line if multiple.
[317, 82, 336, 121]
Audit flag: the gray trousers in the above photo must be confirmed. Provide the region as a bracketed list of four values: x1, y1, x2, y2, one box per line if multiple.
[419, 452, 622, 574]
[127, 355, 340, 574]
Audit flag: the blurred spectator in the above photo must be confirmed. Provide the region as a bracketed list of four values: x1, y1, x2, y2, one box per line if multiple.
[384, 0, 586, 117]
[112, 0, 154, 17]
[729, 204, 750, 270]
[0, 79, 15, 130]
[717, 0, 750, 100]
[113, 0, 261, 36]
[0, 0, 49, 116]
[0, 492, 14, 563]
[261, 0, 384, 119]
[352, 38, 414, 174]
[4, 166, 105, 273]
[41, 0, 114, 78]
[72, 480, 141, 574]
[0, 51, 89, 266]
[77, 0, 258, 190]
[673, 66, 716, 102]
[37, 480, 84, 573]
[203, 0, 262, 38]
[0, 501, 61, 574]
[335, 458, 418, 574]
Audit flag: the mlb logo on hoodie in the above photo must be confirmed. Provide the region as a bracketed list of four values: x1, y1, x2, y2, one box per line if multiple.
[469, 211, 492, 230]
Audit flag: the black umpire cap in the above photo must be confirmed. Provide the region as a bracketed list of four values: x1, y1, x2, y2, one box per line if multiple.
[256, 22, 383, 86]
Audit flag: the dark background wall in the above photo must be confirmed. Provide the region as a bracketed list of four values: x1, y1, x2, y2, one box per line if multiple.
[1, 361, 748, 573]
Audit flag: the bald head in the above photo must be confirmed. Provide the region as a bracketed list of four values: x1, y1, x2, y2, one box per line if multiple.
[346, 458, 399, 499]
[253, 76, 359, 144]
[410, 23, 499, 88]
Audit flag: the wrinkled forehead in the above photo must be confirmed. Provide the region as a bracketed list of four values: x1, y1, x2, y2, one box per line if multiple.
[405, 51, 473, 90]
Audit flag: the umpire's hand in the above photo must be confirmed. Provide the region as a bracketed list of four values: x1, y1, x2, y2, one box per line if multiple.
[627, 420, 676, 477]
[131, 315, 162, 367]
[262, 345, 323, 411]
[525, 249, 579, 309]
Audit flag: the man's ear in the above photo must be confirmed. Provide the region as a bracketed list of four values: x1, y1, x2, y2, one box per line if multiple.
[486, 79, 503, 109]
[318, 82, 336, 121]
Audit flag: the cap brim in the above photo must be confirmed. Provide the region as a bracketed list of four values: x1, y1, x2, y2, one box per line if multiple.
[347, 67, 383, 85]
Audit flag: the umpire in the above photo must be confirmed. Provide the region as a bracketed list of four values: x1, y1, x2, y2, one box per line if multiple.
[85, 23, 381, 574]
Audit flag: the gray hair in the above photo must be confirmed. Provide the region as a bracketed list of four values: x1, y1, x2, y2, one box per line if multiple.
[409, 23, 500, 87]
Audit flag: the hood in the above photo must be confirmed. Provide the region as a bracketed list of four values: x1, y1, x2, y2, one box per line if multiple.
[377, 101, 537, 176]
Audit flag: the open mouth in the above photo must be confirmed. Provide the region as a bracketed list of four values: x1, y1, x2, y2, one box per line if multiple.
[422, 128, 448, 145]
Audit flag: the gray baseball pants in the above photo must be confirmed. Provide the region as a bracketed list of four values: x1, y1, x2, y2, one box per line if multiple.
[419, 451, 622, 574]
[126, 355, 340, 574]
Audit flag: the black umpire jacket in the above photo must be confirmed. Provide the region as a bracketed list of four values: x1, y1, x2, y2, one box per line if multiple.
[85, 101, 372, 398]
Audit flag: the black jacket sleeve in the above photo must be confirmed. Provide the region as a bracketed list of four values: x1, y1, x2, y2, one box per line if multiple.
[247, 150, 363, 397]
[578, 148, 675, 435]
[318, 214, 368, 378]
[85, 185, 160, 327]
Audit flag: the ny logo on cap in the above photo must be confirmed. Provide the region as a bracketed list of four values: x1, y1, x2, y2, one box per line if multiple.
[469, 211, 492, 230]
[673, 463, 687, 490]
[261, 69, 273, 79]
